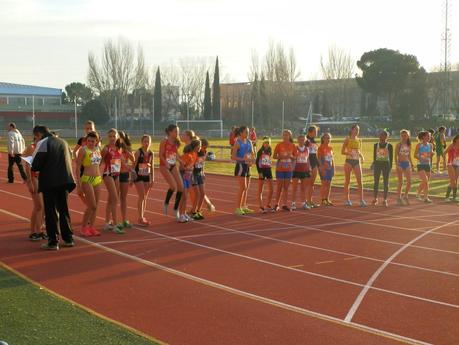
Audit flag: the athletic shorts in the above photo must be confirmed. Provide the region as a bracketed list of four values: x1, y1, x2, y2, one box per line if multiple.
[309, 154, 319, 169]
[345, 159, 360, 168]
[191, 173, 205, 186]
[135, 175, 150, 183]
[81, 175, 102, 187]
[436, 148, 445, 156]
[235, 162, 250, 177]
[103, 173, 119, 181]
[119, 172, 130, 183]
[320, 168, 334, 181]
[293, 171, 311, 179]
[257, 168, 273, 180]
[276, 171, 293, 180]
[398, 161, 410, 170]
[417, 164, 431, 173]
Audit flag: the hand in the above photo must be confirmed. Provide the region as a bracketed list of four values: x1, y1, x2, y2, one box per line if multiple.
[27, 182, 34, 194]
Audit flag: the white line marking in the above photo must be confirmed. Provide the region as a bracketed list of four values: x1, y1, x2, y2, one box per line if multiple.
[344, 218, 459, 323]
[0, 207, 433, 345]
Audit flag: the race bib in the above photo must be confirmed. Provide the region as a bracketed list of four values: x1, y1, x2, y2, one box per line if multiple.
[195, 157, 204, 169]
[309, 144, 318, 154]
[453, 157, 459, 166]
[324, 153, 333, 163]
[90, 152, 101, 165]
[420, 152, 430, 164]
[399, 145, 410, 157]
[278, 158, 292, 169]
[138, 162, 151, 176]
[296, 153, 308, 164]
[260, 154, 271, 168]
[376, 148, 389, 161]
[110, 159, 121, 173]
[166, 153, 177, 165]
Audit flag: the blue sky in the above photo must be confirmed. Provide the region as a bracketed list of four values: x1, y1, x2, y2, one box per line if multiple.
[0, 0, 457, 88]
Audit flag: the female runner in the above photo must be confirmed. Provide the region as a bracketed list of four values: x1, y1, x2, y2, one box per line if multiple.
[273, 129, 296, 211]
[317, 133, 335, 206]
[118, 131, 135, 228]
[372, 130, 393, 207]
[255, 136, 273, 213]
[291, 133, 310, 210]
[306, 126, 320, 208]
[444, 134, 459, 201]
[395, 130, 415, 205]
[134, 135, 154, 226]
[414, 131, 434, 203]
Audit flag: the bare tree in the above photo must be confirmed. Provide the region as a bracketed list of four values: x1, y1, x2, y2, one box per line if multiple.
[320, 45, 355, 80]
[248, 50, 260, 82]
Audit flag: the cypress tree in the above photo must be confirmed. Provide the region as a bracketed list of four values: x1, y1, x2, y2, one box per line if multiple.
[154, 67, 162, 122]
[203, 71, 212, 120]
[212, 56, 221, 120]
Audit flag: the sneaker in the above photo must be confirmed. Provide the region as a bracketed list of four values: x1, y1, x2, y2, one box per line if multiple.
[61, 241, 75, 248]
[396, 198, 404, 206]
[103, 223, 114, 231]
[184, 214, 194, 222]
[39, 232, 48, 240]
[360, 200, 367, 208]
[444, 197, 452, 203]
[282, 205, 291, 212]
[321, 199, 328, 207]
[208, 204, 216, 212]
[326, 200, 334, 206]
[383, 200, 388, 207]
[345, 200, 353, 207]
[242, 207, 254, 214]
[415, 195, 422, 201]
[29, 233, 41, 242]
[309, 202, 320, 208]
[424, 198, 433, 204]
[173, 209, 180, 221]
[113, 224, 126, 234]
[89, 227, 101, 236]
[235, 208, 246, 216]
[403, 196, 410, 205]
[273, 205, 280, 212]
[80, 226, 93, 237]
[291, 202, 297, 211]
[302, 202, 311, 210]
[123, 220, 132, 228]
[163, 203, 169, 215]
[259, 207, 266, 213]
[41, 242, 59, 250]
[178, 214, 189, 223]
[192, 213, 203, 220]
[372, 199, 378, 206]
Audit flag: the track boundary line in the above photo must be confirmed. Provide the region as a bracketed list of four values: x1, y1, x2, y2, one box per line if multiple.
[344, 218, 459, 323]
[0, 208, 432, 345]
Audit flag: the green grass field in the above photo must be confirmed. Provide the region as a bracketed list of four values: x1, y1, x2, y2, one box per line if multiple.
[0, 136, 450, 197]
[0, 266, 158, 345]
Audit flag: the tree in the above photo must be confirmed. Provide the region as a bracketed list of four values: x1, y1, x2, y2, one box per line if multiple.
[81, 99, 109, 124]
[212, 56, 221, 120]
[356, 48, 427, 125]
[203, 71, 212, 120]
[64, 82, 93, 105]
[320, 45, 354, 80]
[154, 67, 162, 122]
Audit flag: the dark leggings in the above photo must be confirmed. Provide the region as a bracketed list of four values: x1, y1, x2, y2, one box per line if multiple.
[374, 162, 390, 199]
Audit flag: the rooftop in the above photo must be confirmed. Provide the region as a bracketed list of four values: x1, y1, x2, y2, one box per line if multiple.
[0, 82, 61, 97]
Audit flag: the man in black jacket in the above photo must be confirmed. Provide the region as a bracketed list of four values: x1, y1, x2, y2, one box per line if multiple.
[31, 126, 76, 250]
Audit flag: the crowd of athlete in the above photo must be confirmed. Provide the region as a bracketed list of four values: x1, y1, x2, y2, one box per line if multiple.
[21, 120, 458, 242]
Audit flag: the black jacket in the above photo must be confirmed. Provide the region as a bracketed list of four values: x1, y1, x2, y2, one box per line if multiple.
[32, 135, 76, 193]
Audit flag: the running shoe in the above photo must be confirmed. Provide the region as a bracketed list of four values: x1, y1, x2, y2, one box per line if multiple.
[113, 224, 126, 234]
[123, 220, 133, 228]
[403, 196, 410, 205]
[80, 226, 93, 237]
[178, 214, 189, 223]
[424, 198, 433, 204]
[321, 199, 328, 207]
[103, 223, 114, 232]
[259, 207, 266, 214]
[39, 232, 48, 240]
[163, 203, 169, 215]
[208, 204, 216, 212]
[28, 233, 41, 242]
[192, 213, 204, 220]
[61, 241, 75, 248]
[291, 202, 297, 211]
[242, 207, 254, 214]
[383, 200, 389, 207]
[41, 243, 59, 251]
[309, 202, 320, 208]
[184, 214, 194, 221]
[266, 205, 275, 213]
[282, 205, 291, 212]
[415, 195, 422, 201]
[326, 200, 334, 206]
[396, 198, 404, 206]
[302, 202, 311, 210]
[360, 200, 367, 208]
[444, 197, 452, 203]
[88, 227, 101, 236]
[344, 200, 353, 207]
[235, 208, 246, 216]
[272, 205, 280, 212]
[371, 199, 378, 206]
[173, 209, 180, 221]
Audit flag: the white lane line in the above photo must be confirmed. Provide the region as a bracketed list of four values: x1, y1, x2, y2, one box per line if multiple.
[344, 218, 459, 323]
[2, 188, 459, 279]
[0, 207, 433, 345]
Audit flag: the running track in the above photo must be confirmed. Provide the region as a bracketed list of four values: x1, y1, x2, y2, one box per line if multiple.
[0, 161, 458, 344]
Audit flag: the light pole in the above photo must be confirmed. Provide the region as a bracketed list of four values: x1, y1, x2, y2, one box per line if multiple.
[74, 97, 78, 139]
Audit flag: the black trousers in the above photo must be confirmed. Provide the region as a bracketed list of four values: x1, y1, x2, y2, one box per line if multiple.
[373, 162, 391, 199]
[8, 154, 27, 182]
[43, 186, 73, 245]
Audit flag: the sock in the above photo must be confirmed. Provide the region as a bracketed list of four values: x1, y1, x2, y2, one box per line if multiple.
[165, 189, 174, 204]
[453, 187, 457, 199]
[446, 186, 452, 198]
[174, 191, 182, 210]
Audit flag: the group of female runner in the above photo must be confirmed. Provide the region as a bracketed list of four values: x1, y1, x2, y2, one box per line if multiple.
[232, 124, 459, 215]
[24, 121, 459, 240]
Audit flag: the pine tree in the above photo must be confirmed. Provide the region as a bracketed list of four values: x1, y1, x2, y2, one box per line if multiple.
[212, 56, 221, 120]
[154, 67, 162, 123]
[203, 71, 212, 120]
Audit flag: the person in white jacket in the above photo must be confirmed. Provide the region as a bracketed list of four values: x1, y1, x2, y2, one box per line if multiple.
[7, 122, 27, 183]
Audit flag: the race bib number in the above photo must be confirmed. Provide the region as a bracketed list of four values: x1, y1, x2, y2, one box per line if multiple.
[110, 159, 121, 173]
[324, 153, 333, 163]
[90, 152, 101, 165]
[138, 163, 151, 176]
[309, 144, 318, 154]
[260, 154, 271, 168]
[166, 153, 177, 165]
[420, 152, 430, 164]
[453, 157, 459, 166]
[278, 158, 292, 169]
[399, 145, 410, 157]
[195, 157, 204, 169]
[296, 153, 308, 164]
[376, 148, 388, 161]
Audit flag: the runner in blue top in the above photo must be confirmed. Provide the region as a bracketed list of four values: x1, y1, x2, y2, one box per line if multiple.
[231, 126, 254, 215]
[414, 131, 434, 203]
